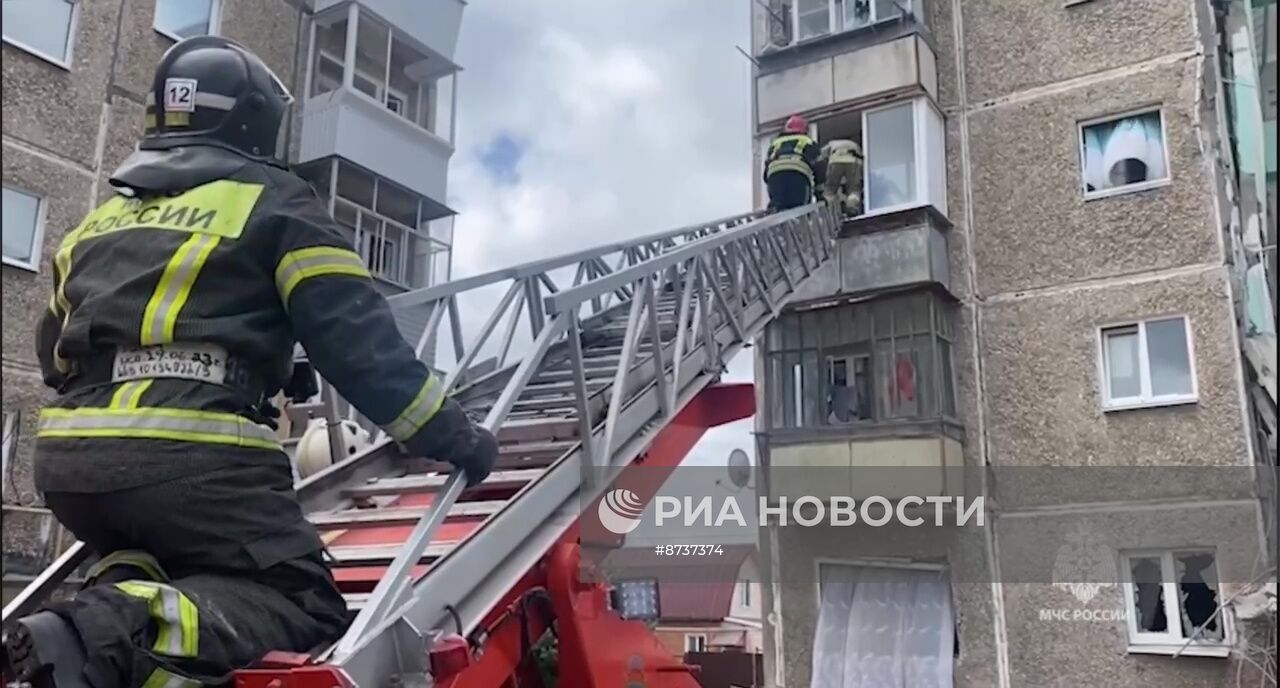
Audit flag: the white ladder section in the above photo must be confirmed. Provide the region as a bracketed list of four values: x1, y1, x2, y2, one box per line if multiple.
[2, 203, 840, 688]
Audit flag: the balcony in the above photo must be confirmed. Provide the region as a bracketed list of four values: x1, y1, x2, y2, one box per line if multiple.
[790, 207, 952, 304]
[755, 33, 937, 126]
[296, 158, 453, 292]
[300, 3, 458, 201]
[313, 0, 463, 66]
[766, 430, 966, 505]
[759, 289, 964, 502]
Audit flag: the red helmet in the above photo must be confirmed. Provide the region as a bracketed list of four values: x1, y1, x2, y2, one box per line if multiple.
[784, 114, 808, 134]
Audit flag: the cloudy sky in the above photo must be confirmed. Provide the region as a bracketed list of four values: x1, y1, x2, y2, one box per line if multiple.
[444, 1, 759, 467]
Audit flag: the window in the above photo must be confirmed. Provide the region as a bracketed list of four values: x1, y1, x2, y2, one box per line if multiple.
[740, 579, 753, 608]
[2, 0, 76, 67]
[766, 292, 956, 429]
[308, 7, 446, 134]
[1080, 110, 1170, 198]
[1099, 316, 1197, 410]
[310, 14, 349, 97]
[807, 97, 947, 218]
[792, 0, 916, 43]
[154, 0, 220, 41]
[3, 186, 45, 271]
[1121, 550, 1229, 656]
[813, 563, 954, 685]
[684, 634, 708, 653]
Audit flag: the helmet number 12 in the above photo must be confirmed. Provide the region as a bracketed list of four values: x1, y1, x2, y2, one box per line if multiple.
[164, 78, 198, 113]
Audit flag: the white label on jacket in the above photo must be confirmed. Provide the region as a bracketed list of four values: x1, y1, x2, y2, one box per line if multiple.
[164, 78, 197, 113]
[113, 343, 228, 385]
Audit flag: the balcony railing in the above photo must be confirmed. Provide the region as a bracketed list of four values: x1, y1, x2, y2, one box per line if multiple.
[332, 198, 449, 290]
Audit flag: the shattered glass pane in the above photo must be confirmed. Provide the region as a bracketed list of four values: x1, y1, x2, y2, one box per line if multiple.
[1129, 557, 1168, 633]
[1175, 553, 1223, 642]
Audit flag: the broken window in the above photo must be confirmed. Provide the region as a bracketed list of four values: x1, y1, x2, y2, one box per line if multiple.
[1122, 550, 1227, 652]
[1079, 110, 1170, 197]
[1099, 316, 1197, 410]
[813, 563, 954, 687]
[765, 291, 956, 429]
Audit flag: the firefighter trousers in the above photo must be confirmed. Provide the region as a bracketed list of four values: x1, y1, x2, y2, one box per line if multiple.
[766, 170, 813, 211]
[40, 461, 349, 688]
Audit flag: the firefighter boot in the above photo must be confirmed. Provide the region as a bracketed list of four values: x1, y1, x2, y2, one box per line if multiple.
[4, 612, 89, 688]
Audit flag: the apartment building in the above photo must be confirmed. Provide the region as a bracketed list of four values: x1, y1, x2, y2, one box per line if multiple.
[748, 0, 1277, 686]
[1, 0, 463, 599]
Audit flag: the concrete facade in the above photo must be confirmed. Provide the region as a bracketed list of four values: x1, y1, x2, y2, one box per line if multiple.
[750, 0, 1275, 686]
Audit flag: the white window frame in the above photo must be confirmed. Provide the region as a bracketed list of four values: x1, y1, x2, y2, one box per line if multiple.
[791, 0, 916, 45]
[740, 579, 752, 608]
[1096, 315, 1199, 411]
[2, 185, 47, 273]
[683, 633, 708, 653]
[311, 6, 442, 135]
[2, 412, 16, 496]
[858, 99, 925, 218]
[152, 0, 222, 42]
[802, 97, 945, 220]
[1119, 550, 1231, 658]
[1078, 107, 1173, 201]
[2, 0, 79, 70]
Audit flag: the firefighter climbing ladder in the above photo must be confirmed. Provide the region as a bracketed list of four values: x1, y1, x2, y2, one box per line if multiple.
[3, 202, 840, 687]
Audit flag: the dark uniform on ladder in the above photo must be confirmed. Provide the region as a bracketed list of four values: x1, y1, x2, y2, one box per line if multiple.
[763, 114, 822, 211]
[4, 36, 497, 688]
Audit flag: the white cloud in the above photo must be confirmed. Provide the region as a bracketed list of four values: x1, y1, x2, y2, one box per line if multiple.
[445, 1, 759, 465]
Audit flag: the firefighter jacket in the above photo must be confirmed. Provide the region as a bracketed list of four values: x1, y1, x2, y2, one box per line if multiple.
[763, 133, 821, 185]
[820, 139, 862, 165]
[33, 146, 462, 493]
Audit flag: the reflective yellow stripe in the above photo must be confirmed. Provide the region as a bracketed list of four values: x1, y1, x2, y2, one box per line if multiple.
[52, 247, 74, 374]
[766, 160, 815, 181]
[274, 246, 371, 304]
[109, 381, 153, 409]
[87, 549, 168, 584]
[38, 407, 280, 450]
[383, 375, 447, 442]
[769, 134, 813, 157]
[140, 233, 220, 345]
[62, 180, 265, 252]
[114, 581, 199, 659]
[141, 669, 201, 688]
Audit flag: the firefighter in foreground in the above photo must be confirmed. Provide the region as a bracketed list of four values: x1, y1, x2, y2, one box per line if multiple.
[763, 114, 822, 211]
[4, 36, 497, 688]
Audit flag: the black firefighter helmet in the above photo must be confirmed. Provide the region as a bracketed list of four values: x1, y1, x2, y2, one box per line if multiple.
[142, 35, 294, 165]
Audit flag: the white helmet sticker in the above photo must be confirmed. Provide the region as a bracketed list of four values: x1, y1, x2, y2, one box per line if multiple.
[164, 78, 198, 113]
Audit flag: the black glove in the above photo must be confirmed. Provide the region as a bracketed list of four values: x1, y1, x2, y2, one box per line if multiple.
[404, 398, 498, 486]
[439, 423, 498, 487]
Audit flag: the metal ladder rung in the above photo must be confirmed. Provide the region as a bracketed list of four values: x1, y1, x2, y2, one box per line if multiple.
[519, 380, 610, 397]
[344, 467, 547, 499]
[327, 542, 458, 566]
[494, 417, 580, 444]
[310, 500, 507, 530]
[533, 367, 617, 383]
[344, 592, 370, 611]
[512, 395, 589, 412]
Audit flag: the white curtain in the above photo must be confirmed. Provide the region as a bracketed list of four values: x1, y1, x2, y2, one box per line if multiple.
[811, 565, 954, 688]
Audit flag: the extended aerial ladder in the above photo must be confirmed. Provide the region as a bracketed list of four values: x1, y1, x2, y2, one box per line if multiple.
[3, 202, 839, 687]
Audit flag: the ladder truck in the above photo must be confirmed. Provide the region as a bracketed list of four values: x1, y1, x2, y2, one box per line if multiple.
[3, 202, 839, 688]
